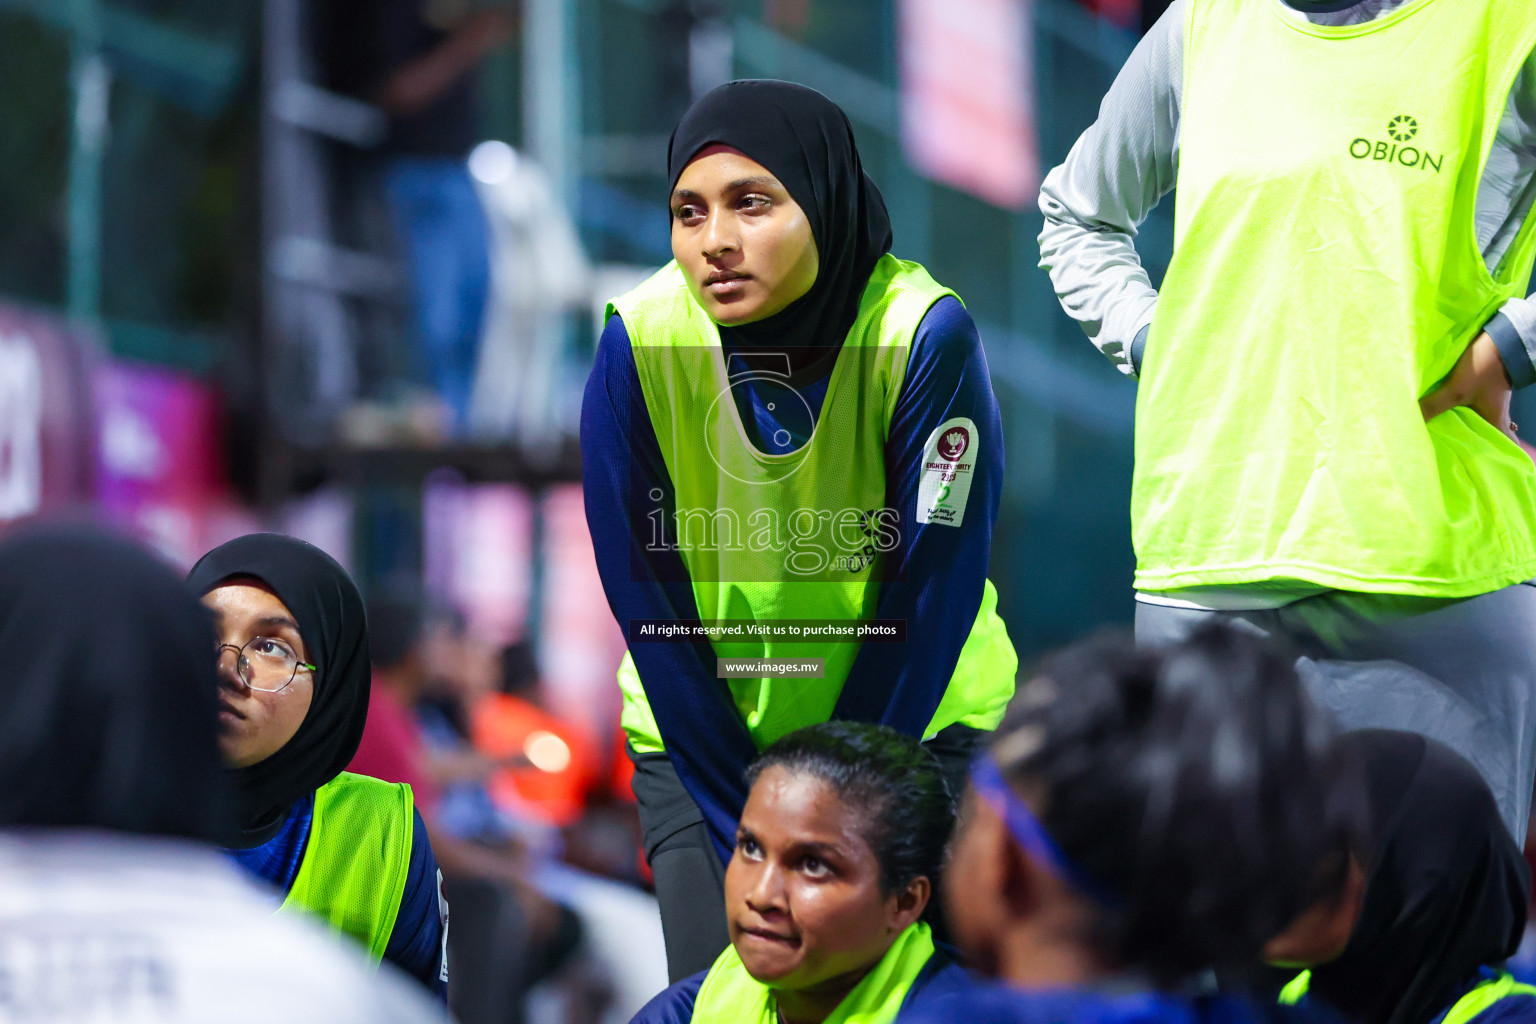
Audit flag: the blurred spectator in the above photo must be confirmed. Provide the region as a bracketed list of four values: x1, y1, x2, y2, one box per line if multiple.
[475, 641, 603, 829]
[355, 596, 588, 1024]
[324, 0, 519, 433]
[420, 607, 650, 889]
[414, 605, 524, 845]
[351, 595, 445, 813]
[467, 141, 592, 446]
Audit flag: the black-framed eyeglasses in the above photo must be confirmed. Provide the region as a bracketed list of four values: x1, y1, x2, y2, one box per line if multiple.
[216, 637, 316, 693]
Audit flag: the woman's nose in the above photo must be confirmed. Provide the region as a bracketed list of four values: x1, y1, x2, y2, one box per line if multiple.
[701, 211, 736, 258]
[214, 646, 249, 690]
[746, 862, 788, 914]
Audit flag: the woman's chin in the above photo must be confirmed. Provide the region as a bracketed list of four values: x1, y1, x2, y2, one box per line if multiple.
[219, 734, 267, 770]
[700, 290, 770, 326]
[735, 941, 803, 984]
[709, 306, 762, 327]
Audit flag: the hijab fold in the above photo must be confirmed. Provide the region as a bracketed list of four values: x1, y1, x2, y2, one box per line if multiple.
[188, 534, 370, 848]
[0, 524, 229, 844]
[667, 80, 893, 375]
[1306, 730, 1529, 1024]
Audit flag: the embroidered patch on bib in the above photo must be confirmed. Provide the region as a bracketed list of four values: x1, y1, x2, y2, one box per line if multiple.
[917, 417, 978, 527]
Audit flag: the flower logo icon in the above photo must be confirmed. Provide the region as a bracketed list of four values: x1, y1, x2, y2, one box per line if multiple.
[1387, 115, 1418, 142]
[937, 427, 970, 462]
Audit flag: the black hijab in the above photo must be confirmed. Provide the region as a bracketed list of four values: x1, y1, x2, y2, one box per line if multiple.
[667, 79, 894, 377]
[0, 524, 229, 843]
[187, 533, 370, 848]
[1306, 730, 1529, 1024]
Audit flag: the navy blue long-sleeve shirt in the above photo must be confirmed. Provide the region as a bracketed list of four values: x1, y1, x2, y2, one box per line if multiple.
[582, 294, 1004, 860]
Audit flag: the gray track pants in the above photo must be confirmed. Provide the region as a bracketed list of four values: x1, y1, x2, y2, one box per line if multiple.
[1135, 582, 1536, 843]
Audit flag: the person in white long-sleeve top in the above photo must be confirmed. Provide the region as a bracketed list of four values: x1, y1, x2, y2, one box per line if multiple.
[1039, 0, 1536, 840]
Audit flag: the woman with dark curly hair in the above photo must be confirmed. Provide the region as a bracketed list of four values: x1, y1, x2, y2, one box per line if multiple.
[630, 721, 968, 1024]
[902, 624, 1358, 1024]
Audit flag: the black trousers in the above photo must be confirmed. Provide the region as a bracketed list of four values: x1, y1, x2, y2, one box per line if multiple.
[443, 874, 582, 1024]
[628, 723, 984, 983]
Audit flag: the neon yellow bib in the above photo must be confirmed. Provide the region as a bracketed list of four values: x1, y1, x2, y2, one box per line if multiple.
[691, 921, 937, 1024]
[1280, 969, 1536, 1024]
[609, 255, 1016, 753]
[1134, 0, 1536, 596]
[1440, 974, 1536, 1024]
[279, 772, 414, 963]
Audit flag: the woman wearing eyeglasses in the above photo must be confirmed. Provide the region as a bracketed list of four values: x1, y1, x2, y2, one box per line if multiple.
[189, 533, 448, 998]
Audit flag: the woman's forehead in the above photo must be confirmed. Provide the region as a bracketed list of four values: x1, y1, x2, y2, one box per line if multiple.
[745, 766, 870, 848]
[689, 142, 746, 165]
[674, 147, 780, 191]
[201, 578, 297, 627]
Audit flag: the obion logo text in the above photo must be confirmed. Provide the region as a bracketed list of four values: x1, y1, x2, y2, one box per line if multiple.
[1348, 115, 1443, 174]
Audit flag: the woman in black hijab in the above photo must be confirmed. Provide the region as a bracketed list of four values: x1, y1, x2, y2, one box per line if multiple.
[0, 524, 227, 839]
[663, 78, 893, 373]
[189, 533, 447, 998]
[1265, 728, 1536, 1024]
[582, 80, 1015, 978]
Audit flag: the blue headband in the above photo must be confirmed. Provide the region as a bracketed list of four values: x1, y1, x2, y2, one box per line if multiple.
[970, 755, 1124, 909]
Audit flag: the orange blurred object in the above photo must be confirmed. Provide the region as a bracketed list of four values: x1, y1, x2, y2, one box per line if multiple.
[471, 693, 599, 827]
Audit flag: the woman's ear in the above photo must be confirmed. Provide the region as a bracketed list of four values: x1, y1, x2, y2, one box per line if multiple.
[999, 820, 1045, 920]
[1262, 854, 1367, 967]
[889, 876, 931, 932]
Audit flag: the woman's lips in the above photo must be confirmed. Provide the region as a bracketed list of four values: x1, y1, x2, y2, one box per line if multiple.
[705, 271, 750, 296]
[738, 925, 799, 947]
[217, 698, 246, 721]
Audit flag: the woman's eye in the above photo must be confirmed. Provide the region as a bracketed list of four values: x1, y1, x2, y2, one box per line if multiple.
[674, 205, 703, 222]
[252, 638, 289, 659]
[738, 195, 769, 212]
[802, 857, 828, 878]
[737, 836, 761, 857]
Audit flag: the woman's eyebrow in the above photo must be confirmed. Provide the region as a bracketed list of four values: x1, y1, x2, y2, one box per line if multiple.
[254, 615, 302, 636]
[670, 177, 782, 204]
[787, 838, 847, 859]
[726, 175, 780, 192]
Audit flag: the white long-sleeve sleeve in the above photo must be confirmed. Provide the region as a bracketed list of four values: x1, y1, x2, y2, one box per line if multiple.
[1036, 0, 1183, 377]
[1039, 0, 1536, 384]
